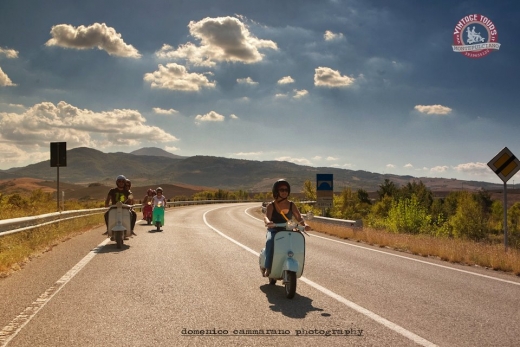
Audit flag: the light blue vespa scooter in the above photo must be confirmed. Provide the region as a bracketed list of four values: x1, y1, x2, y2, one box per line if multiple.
[259, 214, 312, 299]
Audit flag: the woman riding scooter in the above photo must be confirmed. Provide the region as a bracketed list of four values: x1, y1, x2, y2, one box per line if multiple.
[152, 187, 167, 230]
[262, 179, 310, 277]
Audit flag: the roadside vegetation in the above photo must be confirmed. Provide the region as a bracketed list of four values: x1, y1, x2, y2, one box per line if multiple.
[0, 190, 103, 277]
[1, 181, 520, 277]
[291, 179, 520, 275]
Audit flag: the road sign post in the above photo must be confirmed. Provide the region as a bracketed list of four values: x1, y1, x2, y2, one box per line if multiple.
[487, 147, 520, 251]
[50, 142, 67, 212]
[316, 174, 333, 213]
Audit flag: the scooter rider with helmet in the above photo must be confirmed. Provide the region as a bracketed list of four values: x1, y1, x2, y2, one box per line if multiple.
[103, 175, 137, 238]
[262, 179, 310, 277]
[142, 188, 155, 220]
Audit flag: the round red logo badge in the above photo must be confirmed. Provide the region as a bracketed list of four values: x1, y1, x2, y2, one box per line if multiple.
[452, 14, 500, 59]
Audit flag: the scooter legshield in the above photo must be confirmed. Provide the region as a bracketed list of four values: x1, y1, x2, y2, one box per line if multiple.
[107, 204, 132, 238]
[152, 207, 165, 226]
[270, 231, 305, 279]
[259, 248, 266, 268]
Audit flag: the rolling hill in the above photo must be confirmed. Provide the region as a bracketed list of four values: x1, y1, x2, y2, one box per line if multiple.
[0, 147, 504, 195]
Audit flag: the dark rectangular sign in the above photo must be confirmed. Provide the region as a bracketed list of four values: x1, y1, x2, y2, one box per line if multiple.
[50, 142, 67, 167]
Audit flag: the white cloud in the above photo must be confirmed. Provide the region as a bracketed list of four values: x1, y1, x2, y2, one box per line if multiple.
[314, 67, 355, 87]
[155, 16, 277, 66]
[0, 101, 178, 149]
[430, 165, 449, 173]
[275, 156, 312, 165]
[313, 156, 322, 160]
[0, 47, 19, 59]
[277, 76, 294, 84]
[237, 77, 258, 85]
[386, 164, 395, 169]
[45, 23, 141, 58]
[153, 107, 179, 115]
[275, 93, 288, 98]
[293, 89, 308, 99]
[144, 63, 216, 91]
[195, 110, 225, 124]
[0, 143, 47, 167]
[414, 105, 452, 115]
[234, 151, 262, 156]
[165, 145, 180, 152]
[326, 156, 338, 161]
[404, 163, 414, 169]
[0, 67, 15, 87]
[324, 30, 344, 41]
[230, 114, 238, 119]
[453, 162, 489, 175]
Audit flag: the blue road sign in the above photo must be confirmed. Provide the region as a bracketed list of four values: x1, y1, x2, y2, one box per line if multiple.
[316, 174, 333, 191]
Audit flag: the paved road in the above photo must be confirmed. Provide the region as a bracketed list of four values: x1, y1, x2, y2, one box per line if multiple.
[0, 203, 519, 346]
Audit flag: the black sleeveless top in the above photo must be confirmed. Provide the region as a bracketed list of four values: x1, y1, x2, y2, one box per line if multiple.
[270, 201, 293, 231]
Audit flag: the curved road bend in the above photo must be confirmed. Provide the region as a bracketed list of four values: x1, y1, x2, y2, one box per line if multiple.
[0, 203, 519, 346]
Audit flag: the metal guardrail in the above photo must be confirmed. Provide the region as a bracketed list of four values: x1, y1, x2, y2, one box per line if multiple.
[0, 200, 245, 237]
[309, 215, 363, 228]
[0, 200, 362, 237]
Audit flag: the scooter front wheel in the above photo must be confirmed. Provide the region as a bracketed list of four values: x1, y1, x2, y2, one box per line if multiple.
[285, 271, 296, 299]
[115, 230, 123, 249]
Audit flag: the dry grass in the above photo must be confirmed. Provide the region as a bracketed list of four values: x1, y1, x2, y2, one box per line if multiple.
[307, 220, 520, 276]
[0, 214, 103, 277]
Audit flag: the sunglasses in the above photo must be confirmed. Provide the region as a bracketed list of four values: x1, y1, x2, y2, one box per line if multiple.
[278, 188, 289, 192]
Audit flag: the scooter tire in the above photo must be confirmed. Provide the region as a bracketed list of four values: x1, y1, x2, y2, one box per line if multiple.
[115, 230, 123, 249]
[285, 271, 296, 299]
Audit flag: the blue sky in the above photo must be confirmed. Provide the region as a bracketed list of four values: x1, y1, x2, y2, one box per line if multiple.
[1, 0, 519, 184]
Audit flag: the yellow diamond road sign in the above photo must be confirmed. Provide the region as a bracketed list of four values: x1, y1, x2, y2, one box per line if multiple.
[487, 147, 520, 183]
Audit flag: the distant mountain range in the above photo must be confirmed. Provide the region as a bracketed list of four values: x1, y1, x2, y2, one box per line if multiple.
[0, 147, 503, 193]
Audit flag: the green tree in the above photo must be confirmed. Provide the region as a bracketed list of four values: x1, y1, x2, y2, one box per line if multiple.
[399, 180, 433, 210]
[448, 192, 488, 241]
[302, 180, 316, 201]
[385, 195, 431, 234]
[357, 189, 371, 204]
[377, 179, 398, 200]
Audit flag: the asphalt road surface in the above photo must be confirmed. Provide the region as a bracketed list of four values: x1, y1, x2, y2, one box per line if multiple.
[1, 203, 519, 346]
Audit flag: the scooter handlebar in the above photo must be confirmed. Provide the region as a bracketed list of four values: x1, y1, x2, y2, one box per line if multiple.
[270, 222, 309, 234]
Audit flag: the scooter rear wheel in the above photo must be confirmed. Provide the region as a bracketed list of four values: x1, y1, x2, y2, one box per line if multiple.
[285, 271, 296, 299]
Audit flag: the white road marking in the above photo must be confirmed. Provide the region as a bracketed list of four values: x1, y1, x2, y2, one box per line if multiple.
[0, 239, 110, 347]
[245, 206, 520, 287]
[204, 206, 438, 347]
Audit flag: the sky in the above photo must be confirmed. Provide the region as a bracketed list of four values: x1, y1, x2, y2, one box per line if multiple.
[1, 0, 520, 185]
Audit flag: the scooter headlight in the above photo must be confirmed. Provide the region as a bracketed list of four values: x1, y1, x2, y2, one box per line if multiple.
[288, 251, 294, 258]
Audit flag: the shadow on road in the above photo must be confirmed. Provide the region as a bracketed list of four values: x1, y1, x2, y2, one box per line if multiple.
[260, 284, 329, 319]
[95, 242, 131, 253]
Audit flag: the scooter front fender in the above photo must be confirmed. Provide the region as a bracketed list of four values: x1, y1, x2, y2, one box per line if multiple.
[283, 257, 299, 274]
